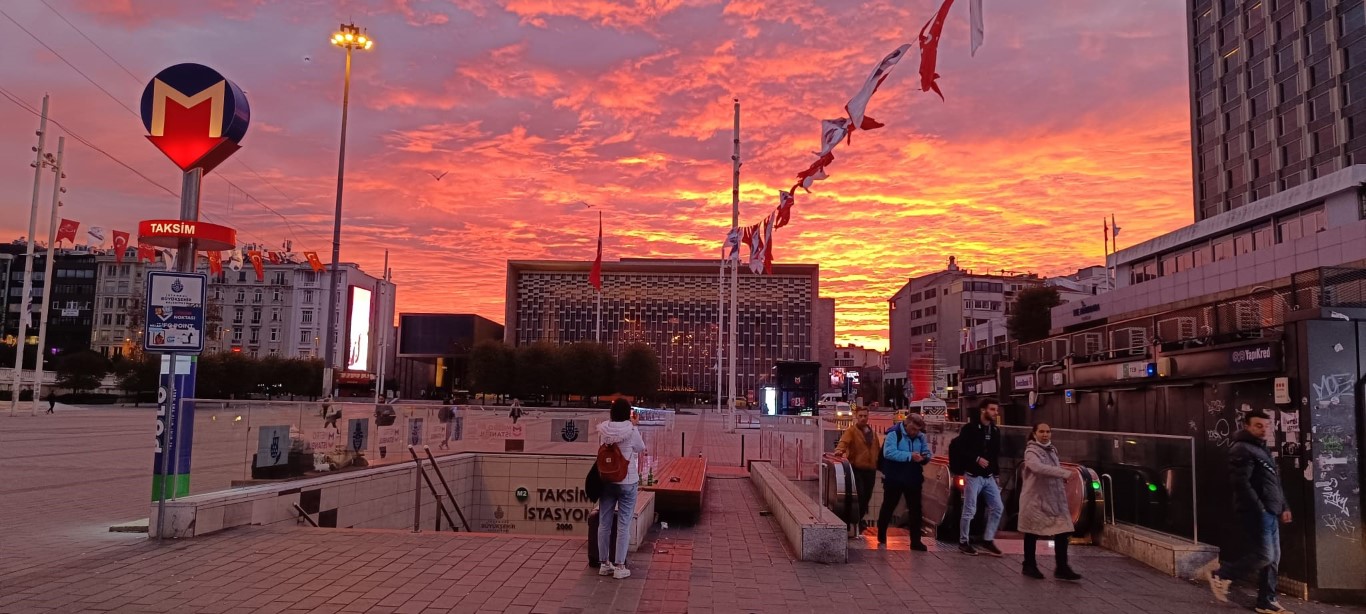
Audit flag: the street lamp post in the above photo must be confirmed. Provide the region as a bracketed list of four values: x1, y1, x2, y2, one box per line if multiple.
[321, 23, 373, 397]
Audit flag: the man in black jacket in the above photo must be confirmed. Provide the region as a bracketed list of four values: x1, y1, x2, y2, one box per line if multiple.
[957, 399, 1005, 556]
[1208, 410, 1292, 614]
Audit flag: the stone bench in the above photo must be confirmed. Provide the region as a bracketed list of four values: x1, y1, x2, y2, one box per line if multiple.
[1099, 521, 1219, 580]
[749, 461, 846, 563]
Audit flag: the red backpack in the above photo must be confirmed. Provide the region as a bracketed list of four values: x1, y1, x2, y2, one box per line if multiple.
[596, 442, 629, 483]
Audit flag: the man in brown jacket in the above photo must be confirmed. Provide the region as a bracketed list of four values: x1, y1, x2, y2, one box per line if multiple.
[833, 407, 881, 537]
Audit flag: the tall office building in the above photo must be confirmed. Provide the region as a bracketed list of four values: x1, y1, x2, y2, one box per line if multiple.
[1189, 0, 1366, 220]
[505, 259, 834, 398]
[2, 242, 97, 358]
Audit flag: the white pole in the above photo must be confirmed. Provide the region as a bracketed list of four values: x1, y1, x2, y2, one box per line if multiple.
[717, 248, 723, 414]
[595, 291, 602, 344]
[30, 137, 65, 415]
[374, 250, 388, 403]
[10, 95, 48, 417]
[727, 99, 740, 427]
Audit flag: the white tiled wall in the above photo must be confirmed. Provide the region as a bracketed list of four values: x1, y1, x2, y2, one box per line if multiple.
[152, 452, 653, 552]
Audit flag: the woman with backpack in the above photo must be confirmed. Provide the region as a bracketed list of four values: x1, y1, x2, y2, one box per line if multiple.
[1018, 423, 1082, 581]
[595, 399, 647, 579]
[877, 413, 932, 550]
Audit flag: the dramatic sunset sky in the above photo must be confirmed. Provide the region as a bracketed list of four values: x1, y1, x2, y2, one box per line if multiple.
[0, 0, 1194, 350]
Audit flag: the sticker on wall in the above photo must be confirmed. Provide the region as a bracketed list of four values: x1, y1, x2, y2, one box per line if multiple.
[408, 418, 425, 447]
[552, 419, 589, 443]
[256, 425, 291, 468]
[347, 418, 370, 452]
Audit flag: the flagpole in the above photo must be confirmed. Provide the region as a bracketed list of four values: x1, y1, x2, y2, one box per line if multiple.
[1104, 217, 1111, 292]
[31, 137, 65, 416]
[727, 98, 740, 429]
[595, 211, 602, 344]
[717, 247, 724, 414]
[11, 95, 49, 417]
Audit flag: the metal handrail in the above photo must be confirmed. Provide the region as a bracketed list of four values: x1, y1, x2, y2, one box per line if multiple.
[422, 446, 471, 532]
[407, 446, 457, 532]
[1099, 474, 1116, 525]
[293, 503, 319, 527]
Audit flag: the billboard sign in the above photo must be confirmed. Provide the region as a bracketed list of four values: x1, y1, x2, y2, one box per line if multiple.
[144, 272, 207, 353]
[347, 286, 372, 371]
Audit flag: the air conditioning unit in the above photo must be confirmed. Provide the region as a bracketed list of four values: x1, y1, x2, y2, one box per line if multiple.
[1234, 300, 1262, 336]
[1111, 327, 1147, 357]
[1157, 316, 1198, 341]
[1074, 332, 1103, 356]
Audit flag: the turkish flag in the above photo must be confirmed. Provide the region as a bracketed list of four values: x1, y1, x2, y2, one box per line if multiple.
[775, 191, 794, 229]
[137, 243, 157, 264]
[207, 250, 223, 275]
[304, 251, 325, 273]
[248, 250, 264, 281]
[589, 212, 603, 291]
[918, 0, 956, 101]
[267, 251, 281, 265]
[56, 219, 80, 245]
[112, 231, 129, 263]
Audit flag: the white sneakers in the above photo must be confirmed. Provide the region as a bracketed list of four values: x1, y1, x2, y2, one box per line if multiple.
[598, 562, 632, 580]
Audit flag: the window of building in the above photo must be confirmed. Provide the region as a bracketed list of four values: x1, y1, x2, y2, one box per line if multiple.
[117, 281, 129, 293]
[253, 290, 263, 303]
[269, 328, 278, 342]
[1193, 246, 1212, 268]
[238, 271, 246, 282]
[301, 310, 313, 324]
[1343, 3, 1366, 36]
[1305, 0, 1325, 22]
[236, 290, 245, 302]
[115, 314, 126, 325]
[270, 309, 279, 323]
[233, 308, 243, 323]
[303, 290, 313, 305]
[102, 314, 111, 325]
[1213, 236, 1235, 261]
[1177, 251, 1195, 271]
[232, 329, 243, 342]
[1252, 224, 1274, 249]
[103, 297, 113, 309]
[251, 307, 261, 324]
[1161, 253, 1180, 275]
[925, 305, 937, 316]
[250, 328, 260, 344]
[1234, 230, 1255, 254]
[300, 329, 311, 344]
[113, 347, 123, 357]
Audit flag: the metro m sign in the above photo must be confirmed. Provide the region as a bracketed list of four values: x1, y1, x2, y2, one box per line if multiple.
[140, 63, 250, 173]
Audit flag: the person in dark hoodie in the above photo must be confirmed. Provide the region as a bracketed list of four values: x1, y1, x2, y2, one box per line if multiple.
[957, 399, 1005, 557]
[1208, 410, 1292, 614]
[877, 413, 932, 549]
[596, 399, 647, 580]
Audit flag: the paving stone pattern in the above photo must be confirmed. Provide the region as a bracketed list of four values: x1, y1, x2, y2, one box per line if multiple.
[2, 407, 1362, 613]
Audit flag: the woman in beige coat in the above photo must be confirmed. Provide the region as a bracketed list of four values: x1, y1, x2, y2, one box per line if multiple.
[1018, 423, 1081, 581]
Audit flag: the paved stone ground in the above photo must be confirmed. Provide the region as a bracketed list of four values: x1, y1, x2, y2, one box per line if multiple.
[2, 408, 1362, 613]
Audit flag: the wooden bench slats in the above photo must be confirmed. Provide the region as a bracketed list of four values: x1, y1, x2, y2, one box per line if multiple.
[641, 458, 706, 514]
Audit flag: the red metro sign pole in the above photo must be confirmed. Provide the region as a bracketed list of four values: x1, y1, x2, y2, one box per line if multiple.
[139, 63, 250, 539]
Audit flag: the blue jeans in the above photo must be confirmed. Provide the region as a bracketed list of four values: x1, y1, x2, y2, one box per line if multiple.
[598, 482, 639, 566]
[960, 475, 1004, 543]
[1217, 512, 1280, 608]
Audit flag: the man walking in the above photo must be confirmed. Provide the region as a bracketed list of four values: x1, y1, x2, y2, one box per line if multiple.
[833, 407, 881, 538]
[957, 399, 1004, 556]
[45, 391, 56, 414]
[877, 413, 932, 550]
[1208, 410, 1293, 614]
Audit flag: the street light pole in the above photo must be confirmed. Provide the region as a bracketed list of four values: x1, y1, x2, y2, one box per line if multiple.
[11, 95, 49, 416]
[322, 23, 373, 397]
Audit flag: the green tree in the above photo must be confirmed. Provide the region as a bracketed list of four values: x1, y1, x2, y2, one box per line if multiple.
[1007, 286, 1063, 343]
[117, 354, 161, 404]
[468, 340, 513, 399]
[563, 342, 614, 399]
[514, 342, 561, 401]
[55, 350, 110, 394]
[616, 343, 660, 399]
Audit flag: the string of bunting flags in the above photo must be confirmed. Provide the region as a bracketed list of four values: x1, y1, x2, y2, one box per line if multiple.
[42, 216, 328, 281]
[725, 0, 979, 274]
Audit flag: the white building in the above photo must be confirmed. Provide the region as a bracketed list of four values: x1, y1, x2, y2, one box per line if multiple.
[833, 344, 882, 369]
[887, 256, 1044, 403]
[89, 249, 396, 378]
[1047, 265, 1111, 306]
[1054, 165, 1366, 331]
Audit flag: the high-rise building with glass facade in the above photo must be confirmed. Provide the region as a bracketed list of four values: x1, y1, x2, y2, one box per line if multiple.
[505, 259, 834, 398]
[1189, 0, 1366, 221]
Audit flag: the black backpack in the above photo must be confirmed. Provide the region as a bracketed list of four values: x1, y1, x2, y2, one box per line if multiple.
[948, 431, 971, 476]
[877, 426, 904, 474]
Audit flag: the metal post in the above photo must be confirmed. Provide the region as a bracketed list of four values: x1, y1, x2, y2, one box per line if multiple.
[681, 431, 686, 458]
[156, 354, 177, 540]
[1190, 437, 1198, 544]
[374, 250, 388, 403]
[322, 43, 353, 397]
[11, 95, 48, 416]
[412, 462, 422, 533]
[31, 137, 65, 415]
[726, 99, 739, 431]
[740, 434, 746, 467]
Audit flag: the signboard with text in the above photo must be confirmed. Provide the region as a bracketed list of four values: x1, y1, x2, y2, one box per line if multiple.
[144, 271, 206, 353]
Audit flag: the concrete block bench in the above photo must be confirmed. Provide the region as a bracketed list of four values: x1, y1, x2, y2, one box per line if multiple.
[1099, 521, 1219, 579]
[749, 461, 847, 563]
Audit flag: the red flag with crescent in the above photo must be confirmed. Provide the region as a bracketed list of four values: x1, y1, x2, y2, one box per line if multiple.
[248, 250, 264, 281]
[267, 251, 281, 265]
[589, 212, 603, 291]
[207, 250, 223, 275]
[304, 251, 325, 273]
[56, 219, 80, 245]
[137, 243, 157, 264]
[112, 231, 130, 263]
[919, 0, 956, 101]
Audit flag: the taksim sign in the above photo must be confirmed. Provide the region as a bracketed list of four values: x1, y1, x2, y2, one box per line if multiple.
[137, 219, 237, 251]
